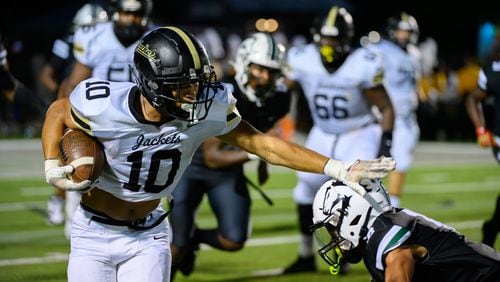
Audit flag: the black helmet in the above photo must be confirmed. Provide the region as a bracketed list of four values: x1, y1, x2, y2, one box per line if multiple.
[313, 6, 354, 72]
[110, 0, 152, 46]
[133, 26, 217, 123]
[386, 12, 419, 48]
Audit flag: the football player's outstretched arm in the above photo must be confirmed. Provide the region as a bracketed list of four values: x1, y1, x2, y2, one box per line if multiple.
[41, 98, 91, 191]
[218, 120, 396, 193]
[219, 119, 328, 173]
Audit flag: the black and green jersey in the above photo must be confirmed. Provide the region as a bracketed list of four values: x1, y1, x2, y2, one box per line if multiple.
[363, 208, 500, 282]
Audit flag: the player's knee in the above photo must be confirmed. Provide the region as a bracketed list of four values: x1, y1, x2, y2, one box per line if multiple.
[218, 234, 245, 251]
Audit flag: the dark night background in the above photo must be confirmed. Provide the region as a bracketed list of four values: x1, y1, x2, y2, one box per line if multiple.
[1, 0, 499, 140]
[2, 0, 498, 61]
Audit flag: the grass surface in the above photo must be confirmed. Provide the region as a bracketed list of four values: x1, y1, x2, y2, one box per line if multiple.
[0, 165, 499, 282]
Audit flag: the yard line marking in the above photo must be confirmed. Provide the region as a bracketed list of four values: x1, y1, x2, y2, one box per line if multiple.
[0, 219, 486, 267]
[0, 201, 45, 212]
[0, 230, 63, 243]
[20, 187, 53, 196]
[0, 253, 68, 267]
[250, 268, 284, 277]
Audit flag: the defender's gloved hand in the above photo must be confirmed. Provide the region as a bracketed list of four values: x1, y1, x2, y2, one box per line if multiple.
[323, 156, 396, 195]
[44, 159, 93, 192]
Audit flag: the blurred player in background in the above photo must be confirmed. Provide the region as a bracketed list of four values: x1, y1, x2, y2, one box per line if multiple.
[169, 32, 291, 279]
[40, 2, 109, 100]
[465, 36, 500, 247]
[368, 12, 422, 208]
[0, 34, 44, 136]
[311, 179, 500, 281]
[283, 6, 394, 273]
[41, 3, 109, 234]
[47, 0, 152, 237]
[57, 0, 153, 98]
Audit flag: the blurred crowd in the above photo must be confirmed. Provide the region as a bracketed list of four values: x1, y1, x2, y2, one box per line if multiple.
[0, 1, 497, 142]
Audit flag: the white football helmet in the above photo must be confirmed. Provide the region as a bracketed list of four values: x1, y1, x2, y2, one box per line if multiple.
[311, 179, 392, 274]
[73, 3, 109, 28]
[232, 32, 286, 103]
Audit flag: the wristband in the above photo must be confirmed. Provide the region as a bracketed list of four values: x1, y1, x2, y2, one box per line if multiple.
[44, 159, 61, 173]
[476, 126, 487, 136]
[323, 159, 347, 181]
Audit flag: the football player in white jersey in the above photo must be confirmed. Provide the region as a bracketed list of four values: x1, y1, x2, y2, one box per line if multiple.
[40, 2, 109, 237]
[367, 12, 422, 208]
[58, 0, 153, 98]
[41, 26, 396, 282]
[283, 6, 395, 273]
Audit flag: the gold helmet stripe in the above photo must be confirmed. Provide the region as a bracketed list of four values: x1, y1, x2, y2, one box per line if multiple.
[165, 26, 201, 69]
[325, 6, 339, 29]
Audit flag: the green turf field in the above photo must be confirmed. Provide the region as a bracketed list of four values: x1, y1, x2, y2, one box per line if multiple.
[0, 164, 498, 282]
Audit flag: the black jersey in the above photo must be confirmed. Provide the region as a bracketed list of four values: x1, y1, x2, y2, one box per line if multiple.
[478, 59, 500, 136]
[364, 208, 500, 282]
[227, 77, 291, 133]
[191, 77, 291, 169]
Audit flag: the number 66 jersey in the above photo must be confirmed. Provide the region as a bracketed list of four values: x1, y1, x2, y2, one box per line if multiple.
[69, 78, 241, 202]
[287, 44, 384, 134]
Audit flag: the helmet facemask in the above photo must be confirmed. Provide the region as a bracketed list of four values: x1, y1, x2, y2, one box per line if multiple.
[111, 0, 152, 46]
[233, 32, 285, 106]
[313, 6, 354, 73]
[318, 36, 350, 72]
[134, 64, 217, 124]
[387, 12, 419, 49]
[312, 180, 389, 275]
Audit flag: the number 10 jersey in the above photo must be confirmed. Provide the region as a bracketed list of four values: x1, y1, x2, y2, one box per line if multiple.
[69, 78, 241, 202]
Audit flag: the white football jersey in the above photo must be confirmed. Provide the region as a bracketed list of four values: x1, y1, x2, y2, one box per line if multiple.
[69, 78, 241, 202]
[369, 39, 421, 117]
[287, 44, 383, 134]
[73, 22, 143, 82]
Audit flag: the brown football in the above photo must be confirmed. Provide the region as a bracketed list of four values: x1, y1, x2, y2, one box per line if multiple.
[59, 129, 106, 183]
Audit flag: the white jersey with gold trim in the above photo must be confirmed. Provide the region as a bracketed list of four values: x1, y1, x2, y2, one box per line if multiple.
[69, 78, 241, 202]
[369, 39, 420, 117]
[287, 44, 383, 134]
[72, 22, 141, 82]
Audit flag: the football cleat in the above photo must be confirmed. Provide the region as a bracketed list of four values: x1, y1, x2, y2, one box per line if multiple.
[46, 195, 65, 225]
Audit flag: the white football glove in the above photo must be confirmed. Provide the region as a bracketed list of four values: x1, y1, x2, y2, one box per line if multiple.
[44, 159, 94, 192]
[323, 156, 396, 195]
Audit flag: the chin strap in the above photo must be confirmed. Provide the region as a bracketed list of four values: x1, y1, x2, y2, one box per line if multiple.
[329, 247, 344, 275]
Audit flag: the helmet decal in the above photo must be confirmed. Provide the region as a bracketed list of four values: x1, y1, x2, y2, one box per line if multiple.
[136, 43, 159, 62]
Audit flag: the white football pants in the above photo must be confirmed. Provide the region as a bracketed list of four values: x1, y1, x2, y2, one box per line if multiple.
[68, 205, 171, 282]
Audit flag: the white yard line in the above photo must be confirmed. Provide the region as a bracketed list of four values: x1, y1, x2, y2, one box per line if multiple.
[0, 201, 45, 212]
[0, 220, 485, 267]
